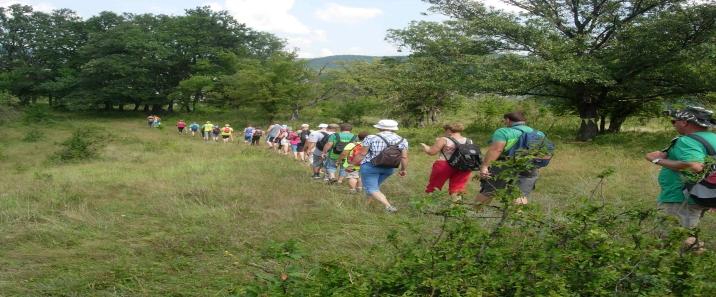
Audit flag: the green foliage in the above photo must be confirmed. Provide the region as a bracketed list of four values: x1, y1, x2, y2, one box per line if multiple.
[22, 129, 44, 142]
[22, 104, 53, 124]
[50, 129, 107, 163]
[244, 163, 715, 296]
[388, 0, 716, 140]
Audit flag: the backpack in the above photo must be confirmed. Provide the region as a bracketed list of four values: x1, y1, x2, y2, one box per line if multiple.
[683, 134, 716, 207]
[348, 143, 363, 165]
[315, 132, 330, 151]
[443, 137, 481, 171]
[506, 126, 555, 168]
[223, 127, 231, 133]
[300, 130, 310, 143]
[370, 135, 404, 168]
[332, 133, 358, 155]
[254, 130, 263, 136]
[212, 127, 221, 134]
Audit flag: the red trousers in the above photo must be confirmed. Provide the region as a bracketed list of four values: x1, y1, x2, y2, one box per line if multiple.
[425, 160, 472, 194]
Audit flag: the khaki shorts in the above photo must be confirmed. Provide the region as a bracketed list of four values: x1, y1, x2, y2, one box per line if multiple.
[343, 170, 360, 179]
[658, 201, 708, 228]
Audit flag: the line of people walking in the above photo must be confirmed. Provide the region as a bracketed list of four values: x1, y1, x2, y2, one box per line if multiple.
[159, 112, 553, 214]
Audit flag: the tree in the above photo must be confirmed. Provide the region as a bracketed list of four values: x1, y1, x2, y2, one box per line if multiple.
[218, 53, 312, 121]
[389, 0, 716, 140]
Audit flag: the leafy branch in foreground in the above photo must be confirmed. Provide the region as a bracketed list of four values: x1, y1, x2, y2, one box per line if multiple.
[240, 161, 716, 296]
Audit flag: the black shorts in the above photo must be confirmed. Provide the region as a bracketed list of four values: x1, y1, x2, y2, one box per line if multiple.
[268, 136, 276, 142]
[178, 127, 185, 131]
[274, 137, 283, 143]
[480, 166, 538, 197]
[296, 144, 305, 151]
[222, 135, 230, 139]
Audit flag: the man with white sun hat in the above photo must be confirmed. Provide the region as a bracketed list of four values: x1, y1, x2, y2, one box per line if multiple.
[352, 119, 409, 213]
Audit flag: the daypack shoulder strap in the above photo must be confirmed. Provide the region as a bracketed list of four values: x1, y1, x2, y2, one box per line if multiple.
[376, 134, 390, 146]
[686, 134, 716, 156]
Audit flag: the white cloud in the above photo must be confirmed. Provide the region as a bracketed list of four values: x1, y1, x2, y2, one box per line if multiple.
[1, 0, 55, 13]
[204, 1, 224, 12]
[319, 48, 334, 57]
[222, 0, 310, 34]
[314, 3, 382, 24]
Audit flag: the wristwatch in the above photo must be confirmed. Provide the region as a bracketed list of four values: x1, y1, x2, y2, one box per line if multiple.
[651, 158, 662, 164]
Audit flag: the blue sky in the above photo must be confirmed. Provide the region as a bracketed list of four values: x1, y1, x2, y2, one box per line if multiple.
[2, 0, 473, 58]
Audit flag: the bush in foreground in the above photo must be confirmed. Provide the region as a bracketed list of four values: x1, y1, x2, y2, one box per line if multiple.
[240, 167, 716, 296]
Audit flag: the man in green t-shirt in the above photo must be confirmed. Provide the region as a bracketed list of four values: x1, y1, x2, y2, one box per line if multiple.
[645, 106, 716, 232]
[476, 111, 541, 206]
[322, 123, 355, 183]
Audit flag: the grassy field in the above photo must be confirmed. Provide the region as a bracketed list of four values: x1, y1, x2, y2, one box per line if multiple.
[0, 112, 713, 296]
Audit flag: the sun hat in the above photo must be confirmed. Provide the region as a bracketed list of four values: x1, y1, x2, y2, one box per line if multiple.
[373, 119, 399, 131]
[665, 106, 716, 128]
[225, 124, 230, 127]
[301, 124, 309, 128]
[318, 123, 328, 128]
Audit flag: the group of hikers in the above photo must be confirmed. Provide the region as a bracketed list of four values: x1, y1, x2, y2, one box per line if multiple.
[224, 112, 551, 214]
[149, 106, 716, 250]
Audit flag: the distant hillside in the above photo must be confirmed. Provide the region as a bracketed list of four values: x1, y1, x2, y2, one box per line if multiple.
[305, 55, 405, 70]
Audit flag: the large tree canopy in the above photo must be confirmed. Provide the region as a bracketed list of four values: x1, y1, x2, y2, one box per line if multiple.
[0, 4, 288, 112]
[389, 0, 716, 140]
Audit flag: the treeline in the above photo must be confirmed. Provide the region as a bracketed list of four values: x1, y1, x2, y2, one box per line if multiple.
[0, 4, 288, 112]
[2, 1, 716, 140]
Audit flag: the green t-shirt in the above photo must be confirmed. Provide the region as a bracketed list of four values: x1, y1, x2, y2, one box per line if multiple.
[327, 132, 355, 160]
[490, 125, 534, 155]
[658, 132, 716, 204]
[203, 124, 214, 132]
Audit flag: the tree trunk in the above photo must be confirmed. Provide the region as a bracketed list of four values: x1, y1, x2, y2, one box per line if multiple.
[143, 104, 150, 112]
[104, 101, 113, 111]
[151, 104, 163, 112]
[290, 104, 300, 121]
[599, 114, 606, 134]
[608, 114, 628, 133]
[118, 104, 125, 111]
[133, 103, 140, 111]
[167, 100, 174, 112]
[576, 93, 599, 141]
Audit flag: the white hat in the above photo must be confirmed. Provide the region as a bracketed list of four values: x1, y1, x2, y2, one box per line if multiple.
[318, 123, 328, 128]
[373, 119, 399, 131]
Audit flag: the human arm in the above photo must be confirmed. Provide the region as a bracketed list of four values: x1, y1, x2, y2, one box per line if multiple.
[321, 135, 335, 157]
[645, 151, 704, 172]
[420, 137, 446, 156]
[399, 149, 409, 176]
[479, 141, 507, 177]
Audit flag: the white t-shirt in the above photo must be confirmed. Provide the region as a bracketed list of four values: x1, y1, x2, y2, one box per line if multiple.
[307, 130, 334, 156]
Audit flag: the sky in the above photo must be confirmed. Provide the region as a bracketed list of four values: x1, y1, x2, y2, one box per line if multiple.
[0, 0, 493, 58]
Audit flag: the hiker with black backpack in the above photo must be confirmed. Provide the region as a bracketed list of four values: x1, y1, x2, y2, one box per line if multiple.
[420, 123, 479, 201]
[645, 106, 716, 250]
[476, 112, 554, 206]
[352, 119, 408, 213]
[306, 123, 331, 179]
[322, 123, 356, 183]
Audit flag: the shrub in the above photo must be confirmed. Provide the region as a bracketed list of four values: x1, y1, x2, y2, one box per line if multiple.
[242, 164, 716, 296]
[51, 129, 106, 163]
[23, 104, 53, 124]
[22, 129, 44, 142]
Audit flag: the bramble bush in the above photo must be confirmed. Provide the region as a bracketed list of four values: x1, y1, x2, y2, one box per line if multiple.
[50, 129, 107, 163]
[239, 158, 716, 296]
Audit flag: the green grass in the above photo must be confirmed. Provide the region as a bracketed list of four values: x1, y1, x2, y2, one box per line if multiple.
[0, 114, 713, 295]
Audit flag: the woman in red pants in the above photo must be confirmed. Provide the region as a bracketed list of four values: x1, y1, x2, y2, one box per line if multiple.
[420, 123, 473, 201]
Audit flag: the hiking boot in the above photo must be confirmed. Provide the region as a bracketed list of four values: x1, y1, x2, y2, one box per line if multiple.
[312, 174, 322, 179]
[327, 179, 338, 185]
[385, 205, 398, 213]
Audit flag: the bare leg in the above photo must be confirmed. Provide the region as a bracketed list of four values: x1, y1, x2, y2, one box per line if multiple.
[369, 191, 393, 208]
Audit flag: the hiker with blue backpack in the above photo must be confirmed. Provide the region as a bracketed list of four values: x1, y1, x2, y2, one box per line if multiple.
[645, 106, 716, 251]
[421, 122, 480, 201]
[475, 111, 554, 206]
